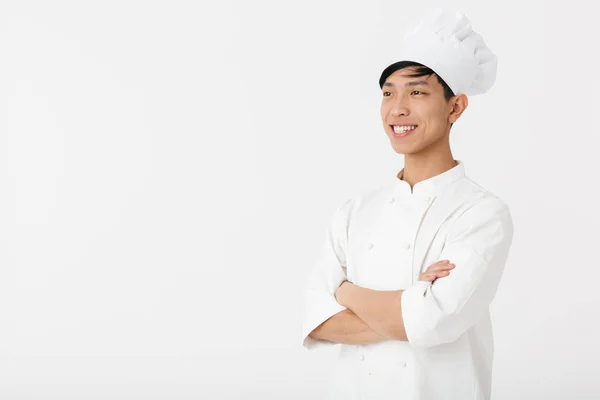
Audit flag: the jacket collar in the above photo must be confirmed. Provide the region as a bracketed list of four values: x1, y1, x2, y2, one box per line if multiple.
[392, 159, 466, 200]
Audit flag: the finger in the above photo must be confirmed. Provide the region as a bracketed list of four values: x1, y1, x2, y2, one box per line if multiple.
[425, 263, 455, 273]
[428, 260, 451, 269]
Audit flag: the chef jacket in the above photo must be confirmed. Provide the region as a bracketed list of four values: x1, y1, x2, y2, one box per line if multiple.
[301, 160, 514, 400]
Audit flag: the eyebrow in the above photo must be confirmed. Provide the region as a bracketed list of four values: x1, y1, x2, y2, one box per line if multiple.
[383, 80, 430, 88]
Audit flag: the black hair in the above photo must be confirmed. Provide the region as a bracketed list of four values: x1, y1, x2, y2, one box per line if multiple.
[379, 61, 455, 102]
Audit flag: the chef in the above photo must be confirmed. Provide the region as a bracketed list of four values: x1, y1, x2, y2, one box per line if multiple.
[301, 8, 514, 400]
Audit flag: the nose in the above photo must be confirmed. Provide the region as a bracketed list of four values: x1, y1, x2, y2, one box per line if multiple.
[391, 98, 409, 117]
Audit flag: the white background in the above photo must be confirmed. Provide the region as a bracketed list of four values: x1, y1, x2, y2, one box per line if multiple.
[1, 0, 598, 399]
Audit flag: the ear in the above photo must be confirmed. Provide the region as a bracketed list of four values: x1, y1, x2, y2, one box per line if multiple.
[448, 94, 468, 123]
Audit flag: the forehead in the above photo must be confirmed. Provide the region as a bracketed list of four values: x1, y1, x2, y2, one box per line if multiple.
[383, 68, 439, 88]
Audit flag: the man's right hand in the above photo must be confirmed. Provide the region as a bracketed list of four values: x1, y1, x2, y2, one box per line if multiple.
[418, 260, 455, 282]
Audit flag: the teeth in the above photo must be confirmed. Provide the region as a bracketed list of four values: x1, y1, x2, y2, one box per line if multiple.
[393, 125, 417, 134]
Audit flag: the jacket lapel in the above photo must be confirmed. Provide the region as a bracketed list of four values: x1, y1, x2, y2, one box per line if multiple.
[411, 189, 469, 283]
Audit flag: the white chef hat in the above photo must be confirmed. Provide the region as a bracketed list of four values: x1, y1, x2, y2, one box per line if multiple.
[379, 8, 498, 96]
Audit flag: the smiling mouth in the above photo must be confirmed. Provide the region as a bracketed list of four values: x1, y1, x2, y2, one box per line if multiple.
[390, 125, 418, 137]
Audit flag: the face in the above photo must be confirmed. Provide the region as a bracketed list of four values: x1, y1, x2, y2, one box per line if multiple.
[380, 67, 467, 155]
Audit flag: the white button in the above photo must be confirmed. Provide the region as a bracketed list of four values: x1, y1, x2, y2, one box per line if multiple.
[401, 242, 411, 250]
[367, 243, 373, 249]
[389, 197, 395, 203]
[360, 354, 365, 361]
[423, 196, 431, 202]
[401, 361, 407, 368]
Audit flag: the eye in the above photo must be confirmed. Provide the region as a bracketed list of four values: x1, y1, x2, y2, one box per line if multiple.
[383, 91, 392, 97]
[411, 90, 423, 95]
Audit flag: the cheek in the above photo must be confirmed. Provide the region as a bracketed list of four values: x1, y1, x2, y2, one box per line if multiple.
[419, 105, 445, 125]
[380, 104, 388, 119]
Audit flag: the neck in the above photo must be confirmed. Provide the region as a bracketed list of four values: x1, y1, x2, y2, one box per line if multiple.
[398, 140, 456, 189]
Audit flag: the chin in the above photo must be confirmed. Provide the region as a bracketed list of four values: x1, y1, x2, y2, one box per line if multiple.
[390, 144, 414, 155]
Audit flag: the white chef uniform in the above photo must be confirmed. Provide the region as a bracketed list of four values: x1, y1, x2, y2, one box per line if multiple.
[301, 160, 514, 399]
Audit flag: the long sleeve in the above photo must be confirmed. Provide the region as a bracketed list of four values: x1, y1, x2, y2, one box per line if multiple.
[401, 196, 514, 348]
[301, 198, 352, 350]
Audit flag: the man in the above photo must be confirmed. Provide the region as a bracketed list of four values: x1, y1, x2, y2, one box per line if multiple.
[301, 8, 514, 400]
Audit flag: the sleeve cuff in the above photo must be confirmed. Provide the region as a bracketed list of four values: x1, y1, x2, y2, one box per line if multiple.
[301, 292, 347, 350]
[401, 280, 432, 347]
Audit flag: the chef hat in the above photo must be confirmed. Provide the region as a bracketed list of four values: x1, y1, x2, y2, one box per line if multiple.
[379, 8, 498, 96]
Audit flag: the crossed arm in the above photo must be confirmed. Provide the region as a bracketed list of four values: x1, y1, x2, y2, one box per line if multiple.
[308, 308, 388, 345]
[309, 261, 454, 344]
